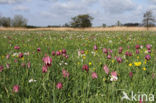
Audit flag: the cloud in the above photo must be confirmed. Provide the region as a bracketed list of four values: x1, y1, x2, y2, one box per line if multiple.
[13, 5, 29, 11]
[99, 0, 136, 14]
[0, 0, 30, 4]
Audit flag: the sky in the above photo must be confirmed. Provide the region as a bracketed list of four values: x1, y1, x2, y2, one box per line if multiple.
[0, 0, 156, 26]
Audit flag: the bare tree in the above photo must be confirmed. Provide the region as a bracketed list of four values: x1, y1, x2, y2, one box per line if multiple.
[143, 10, 155, 30]
[0, 17, 11, 27]
[12, 15, 27, 27]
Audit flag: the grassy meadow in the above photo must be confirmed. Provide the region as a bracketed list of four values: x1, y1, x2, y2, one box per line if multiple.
[0, 31, 156, 103]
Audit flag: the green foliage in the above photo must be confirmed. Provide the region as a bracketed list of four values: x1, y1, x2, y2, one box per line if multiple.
[70, 14, 93, 28]
[0, 31, 155, 103]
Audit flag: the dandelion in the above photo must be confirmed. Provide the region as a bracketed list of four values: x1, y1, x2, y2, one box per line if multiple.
[143, 67, 146, 71]
[129, 63, 132, 67]
[89, 62, 92, 66]
[134, 62, 141, 67]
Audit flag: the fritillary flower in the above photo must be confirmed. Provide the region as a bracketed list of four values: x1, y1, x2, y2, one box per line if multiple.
[91, 72, 98, 79]
[13, 85, 19, 93]
[56, 82, 63, 89]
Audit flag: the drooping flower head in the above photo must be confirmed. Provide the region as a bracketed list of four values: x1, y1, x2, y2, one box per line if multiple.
[56, 82, 63, 89]
[62, 49, 66, 54]
[94, 45, 98, 50]
[107, 55, 112, 59]
[146, 44, 152, 50]
[14, 46, 20, 50]
[135, 44, 140, 49]
[37, 48, 41, 52]
[82, 64, 89, 72]
[145, 55, 151, 61]
[56, 51, 61, 56]
[62, 69, 69, 78]
[110, 71, 118, 81]
[51, 51, 55, 56]
[18, 53, 23, 58]
[103, 65, 109, 75]
[103, 48, 108, 54]
[116, 57, 122, 63]
[118, 47, 123, 54]
[13, 85, 19, 93]
[91, 72, 98, 79]
[0, 65, 3, 72]
[42, 56, 52, 66]
[42, 65, 48, 73]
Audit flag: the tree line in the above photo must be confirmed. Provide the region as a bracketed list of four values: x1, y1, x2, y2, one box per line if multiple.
[0, 10, 155, 29]
[0, 15, 27, 27]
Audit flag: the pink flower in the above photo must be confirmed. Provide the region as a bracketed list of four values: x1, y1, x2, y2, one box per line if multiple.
[108, 49, 113, 54]
[129, 72, 133, 78]
[110, 71, 118, 81]
[13, 85, 19, 93]
[107, 55, 111, 59]
[21, 63, 26, 67]
[103, 65, 109, 74]
[94, 45, 98, 50]
[103, 48, 108, 54]
[37, 48, 41, 52]
[51, 51, 55, 56]
[6, 64, 10, 69]
[125, 51, 129, 56]
[42, 56, 52, 66]
[42, 65, 48, 73]
[145, 55, 151, 61]
[6, 54, 10, 59]
[136, 49, 140, 54]
[56, 82, 63, 89]
[128, 52, 133, 56]
[135, 45, 140, 49]
[62, 49, 66, 54]
[116, 57, 122, 63]
[82, 64, 89, 72]
[14, 46, 20, 50]
[18, 53, 23, 58]
[92, 72, 98, 79]
[27, 62, 31, 68]
[0, 65, 4, 72]
[56, 51, 61, 56]
[65, 55, 69, 59]
[118, 47, 123, 54]
[81, 50, 84, 54]
[148, 49, 151, 53]
[139, 98, 142, 103]
[146, 44, 151, 50]
[62, 69, 69, 78]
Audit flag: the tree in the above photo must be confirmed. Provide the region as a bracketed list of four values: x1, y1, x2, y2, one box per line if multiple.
[143, 10, 155, 29]
[0, 17, 11, 27]
[116, 20, 121, 26]
[12, 15, 27, 27]
[70, 14, 93, 28]
[102, 24, 107, 27]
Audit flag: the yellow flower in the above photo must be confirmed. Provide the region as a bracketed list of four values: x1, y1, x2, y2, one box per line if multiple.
[112, 60, 114, 63]
[77, 62, 80, 65]
[2, 56, 4, 59]
[82, 56, 86, 59]
[89, 62, 92, 66]
[143, 67, 146, 71]
[93, 68, 96, 71]
[137, 56, 139, 59]
[21, 57, 24, 61]
[144, 61, 147, 64]
[129, 63, 132, 67]
[134, 62, 141, 67]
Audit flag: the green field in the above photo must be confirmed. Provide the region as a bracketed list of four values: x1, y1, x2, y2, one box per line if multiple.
[0, 31, 156, 103]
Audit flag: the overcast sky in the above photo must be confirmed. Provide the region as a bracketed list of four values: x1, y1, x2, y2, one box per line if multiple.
[0, 0, 156, 26]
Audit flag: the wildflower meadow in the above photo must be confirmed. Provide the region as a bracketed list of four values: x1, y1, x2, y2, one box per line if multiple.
[0, 31, 156, 103]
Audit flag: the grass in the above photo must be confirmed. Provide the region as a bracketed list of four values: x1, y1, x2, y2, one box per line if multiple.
[0, 31, 156, 103]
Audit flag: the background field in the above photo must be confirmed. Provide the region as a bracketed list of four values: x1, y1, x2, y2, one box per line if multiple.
[0, 31, 156, 103]
[1, 27, 156, 31]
